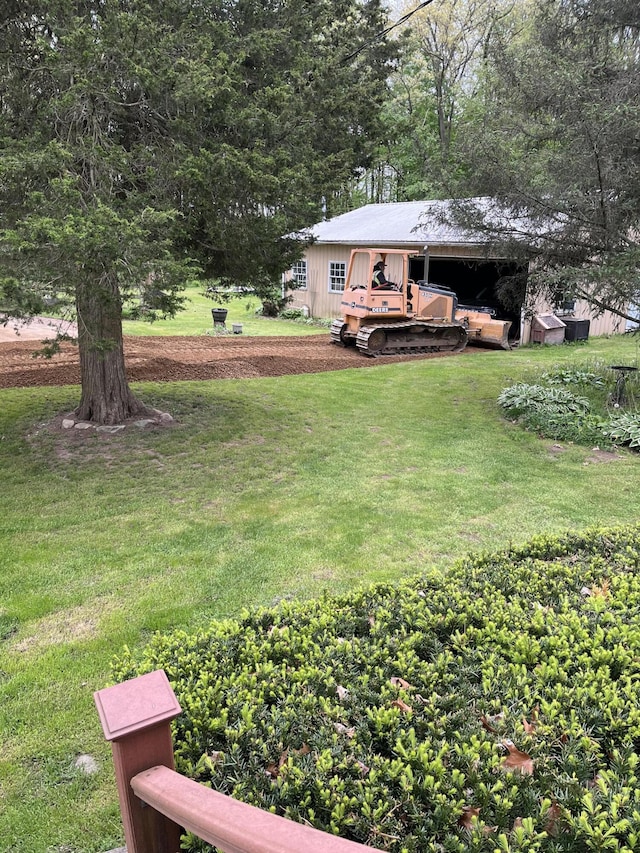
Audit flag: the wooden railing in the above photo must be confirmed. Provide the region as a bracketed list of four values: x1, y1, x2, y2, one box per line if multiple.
[95, 670, 376, 853]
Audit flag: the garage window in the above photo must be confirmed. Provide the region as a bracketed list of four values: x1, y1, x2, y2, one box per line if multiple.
[329, 261, 346, 293]
[291, 260, 307, 290]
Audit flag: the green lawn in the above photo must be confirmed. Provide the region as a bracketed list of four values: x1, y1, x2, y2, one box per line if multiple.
[121, 287, 326, 336]
[1, 335, 639, 852]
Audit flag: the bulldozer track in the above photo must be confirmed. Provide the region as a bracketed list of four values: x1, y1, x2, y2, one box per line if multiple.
[355, 321, 467, 357]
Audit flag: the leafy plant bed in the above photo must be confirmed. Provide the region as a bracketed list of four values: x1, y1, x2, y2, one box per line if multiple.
[499, 359, 640, 449]
[114, 524, 640, 852]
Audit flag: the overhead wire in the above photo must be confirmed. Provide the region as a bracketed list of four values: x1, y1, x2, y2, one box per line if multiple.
[341, 0, 436, 63]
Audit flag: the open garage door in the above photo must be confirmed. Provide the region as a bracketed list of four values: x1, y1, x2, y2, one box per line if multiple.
[409, 256, 526, 342]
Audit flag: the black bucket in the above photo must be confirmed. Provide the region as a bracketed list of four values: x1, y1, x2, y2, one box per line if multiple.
[212, 308, 228, 326]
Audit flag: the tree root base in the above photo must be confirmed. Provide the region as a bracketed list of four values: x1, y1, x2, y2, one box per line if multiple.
[63, 407, 174, 433]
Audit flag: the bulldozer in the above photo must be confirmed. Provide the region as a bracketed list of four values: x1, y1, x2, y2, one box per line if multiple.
[330, 248, 511, 357]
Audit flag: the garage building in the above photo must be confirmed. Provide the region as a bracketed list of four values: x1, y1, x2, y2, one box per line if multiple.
[286, 200, 625, 343]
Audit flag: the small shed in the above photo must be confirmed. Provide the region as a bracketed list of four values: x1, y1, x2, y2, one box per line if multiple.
[531, 314, 566, 345]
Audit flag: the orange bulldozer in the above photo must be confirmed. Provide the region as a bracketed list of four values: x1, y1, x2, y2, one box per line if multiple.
[330, 248, 511, 356]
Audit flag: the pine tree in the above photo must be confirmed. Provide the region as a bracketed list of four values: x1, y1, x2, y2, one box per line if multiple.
[0, 0, 396, 423]
[449, 0, 640, 319]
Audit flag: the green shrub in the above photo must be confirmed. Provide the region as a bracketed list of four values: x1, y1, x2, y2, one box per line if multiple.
[277, 308, 333, 328]
[497, 371, 640, 448]
[278, 308, 306, 321]
[498, 384, 590, 417]
[603, 413, 640, 450]
[114, 524, 640, 852]
[519, 409, 609, 445]
[540, 365, 607, 388]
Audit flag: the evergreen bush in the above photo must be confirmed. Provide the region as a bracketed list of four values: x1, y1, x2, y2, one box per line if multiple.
[113, 524, 640, 852]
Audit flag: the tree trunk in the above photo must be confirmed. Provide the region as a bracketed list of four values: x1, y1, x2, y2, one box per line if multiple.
[74, 272, 152, 424]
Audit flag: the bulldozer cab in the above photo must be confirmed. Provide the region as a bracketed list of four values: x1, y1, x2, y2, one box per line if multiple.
[345, 248, 409, 291]
[341, 249, 413, 320]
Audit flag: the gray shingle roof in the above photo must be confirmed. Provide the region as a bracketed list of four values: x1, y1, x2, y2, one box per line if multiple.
[302, 200, 486, 246]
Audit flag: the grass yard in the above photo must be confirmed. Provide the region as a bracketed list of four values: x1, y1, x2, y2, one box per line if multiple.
[1, 335, 639, 851]
[121, 286, 326, 337]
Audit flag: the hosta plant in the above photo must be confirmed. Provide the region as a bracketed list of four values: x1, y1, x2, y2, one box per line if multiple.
[498, 384, 590, 416]
[603, 413, 640, 449]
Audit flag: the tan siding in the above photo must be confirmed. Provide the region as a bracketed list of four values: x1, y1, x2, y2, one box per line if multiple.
[288, 245, 352, 317]
[287, 242, 629, 340]
[584, 304, 626, 337]
[288, 242, 422, 318]
[522, 295, 624, 343]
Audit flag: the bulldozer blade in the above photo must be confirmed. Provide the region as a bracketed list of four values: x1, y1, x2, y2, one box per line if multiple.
[456, 311, 512, 350]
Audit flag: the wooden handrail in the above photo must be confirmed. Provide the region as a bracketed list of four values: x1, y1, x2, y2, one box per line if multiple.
[95, 670, 376, 853]
[132, 764, 376, 853]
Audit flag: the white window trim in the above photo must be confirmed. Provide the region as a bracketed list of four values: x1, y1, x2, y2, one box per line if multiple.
[292, 259, 307, 290]
[328, 260, 347, 293]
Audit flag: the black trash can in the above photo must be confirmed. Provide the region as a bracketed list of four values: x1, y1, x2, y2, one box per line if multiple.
[563, 318, 590, 342]
[212, 308, 228, 327]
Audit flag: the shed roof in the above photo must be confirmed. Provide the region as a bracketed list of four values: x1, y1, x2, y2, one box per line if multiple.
[533, 314, 566, 330]
[301, 199, 494, 247]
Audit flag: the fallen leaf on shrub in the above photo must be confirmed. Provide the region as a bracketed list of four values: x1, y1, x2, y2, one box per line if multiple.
[480, 712, 504, 733]
[545, 802, 563, 836]
[336, 685, 350, 701]
[208, 751, 224, 765]
[458, 806, 480, 830]
[292, 743, 310, 756]
[391, 698, 412, 713]
[356, 760, 370, 775]
[334, 722, 356, 738]
[266, 748, 289, 778]
[522, 716, 536, 735]
[512, 817, 524, 830]
[591, 579, 610, 598]
[414, 694, 428, 705]
[390, 677, 414, 690]
[580, 586, 592, 597]
[368, 615, 375, 627]
[500, 740, 534, 775]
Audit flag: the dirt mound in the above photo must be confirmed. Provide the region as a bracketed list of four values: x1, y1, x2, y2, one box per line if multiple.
[0, 333, 472, 389]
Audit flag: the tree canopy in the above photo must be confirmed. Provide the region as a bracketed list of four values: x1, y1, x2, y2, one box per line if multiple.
[0, 0, 396, 422]
[435, 0, 640, 319]
[353, 0, 639, 322]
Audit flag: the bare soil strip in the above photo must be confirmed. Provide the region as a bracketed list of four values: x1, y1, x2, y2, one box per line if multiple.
[0, 334, 474, 389]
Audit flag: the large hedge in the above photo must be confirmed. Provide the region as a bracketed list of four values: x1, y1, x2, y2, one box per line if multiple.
[113, 525, 640, 852]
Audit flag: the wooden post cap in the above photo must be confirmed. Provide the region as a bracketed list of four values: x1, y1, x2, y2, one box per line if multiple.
[94, 670, 182, 742]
